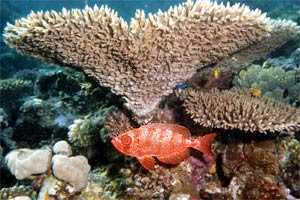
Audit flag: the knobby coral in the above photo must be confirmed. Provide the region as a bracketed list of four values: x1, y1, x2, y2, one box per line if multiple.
[3, 0, 299, 117]
[177, 88, 300, 133]
[233, 64, 300, 105]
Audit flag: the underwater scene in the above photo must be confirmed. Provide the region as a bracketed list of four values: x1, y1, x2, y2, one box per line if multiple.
[0, 0, 300, 199]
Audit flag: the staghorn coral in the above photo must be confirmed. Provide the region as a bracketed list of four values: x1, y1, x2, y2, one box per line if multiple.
[233, 64, 300, 106]
[177, 88, 300, 134]
[3, 0, 299, 117]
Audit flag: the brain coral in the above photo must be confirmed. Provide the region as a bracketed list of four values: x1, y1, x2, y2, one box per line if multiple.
[177, 88, 300, 134]
[3, 0, 299, 117]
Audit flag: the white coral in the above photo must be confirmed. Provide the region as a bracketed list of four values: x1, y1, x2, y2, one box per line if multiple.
[5, 148, 51, 179]
[52, 154, 91, 191]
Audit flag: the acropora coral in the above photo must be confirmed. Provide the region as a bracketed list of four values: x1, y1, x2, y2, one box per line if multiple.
[177, 88, 300, 134]
[3, 0, 299, 117]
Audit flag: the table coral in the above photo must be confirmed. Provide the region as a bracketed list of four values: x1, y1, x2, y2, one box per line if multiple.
[3, 0, 299, 117]
[177, 88, 300, 134]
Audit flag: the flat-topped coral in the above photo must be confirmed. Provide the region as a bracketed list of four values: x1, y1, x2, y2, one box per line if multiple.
[177, 88, 300, 133]
[3, 0, 299, 117]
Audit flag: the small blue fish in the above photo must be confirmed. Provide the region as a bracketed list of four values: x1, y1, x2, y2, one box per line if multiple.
[176, 83, 189, 89]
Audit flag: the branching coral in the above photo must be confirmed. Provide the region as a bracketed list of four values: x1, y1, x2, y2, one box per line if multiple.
[3, 0, 299, 117]
[177, 88, 300, 133]
[233, 64, 300, 106]
[68, 106, 115, 147]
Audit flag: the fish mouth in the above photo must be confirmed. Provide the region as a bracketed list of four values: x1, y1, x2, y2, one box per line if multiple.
[111, 138, 117, 146]
[111, 138, 120, 149]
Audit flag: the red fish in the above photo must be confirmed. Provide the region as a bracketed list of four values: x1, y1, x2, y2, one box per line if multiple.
[111, 123, 216, 170]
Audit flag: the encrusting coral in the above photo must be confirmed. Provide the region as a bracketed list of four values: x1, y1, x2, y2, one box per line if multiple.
[177, 88, 300, 134]
[3, 0, 299, 117]
[0, 185, 34, 200]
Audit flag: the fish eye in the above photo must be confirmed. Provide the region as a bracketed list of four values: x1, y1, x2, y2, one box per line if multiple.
[121, 135, 132, 145]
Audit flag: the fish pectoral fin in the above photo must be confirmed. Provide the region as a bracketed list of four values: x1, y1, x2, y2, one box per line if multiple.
[137, 156, 156, 170]
[156, 149, 189, 165]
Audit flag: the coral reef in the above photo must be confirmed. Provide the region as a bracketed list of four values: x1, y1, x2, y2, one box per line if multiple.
[223, 0, 300, 23]
[80, 167, 124, 199]
[197, 134, 300, 199]
[0, 78, 32, 91]
[0, 185, 34, 200]
[233, 64, 300, 106]
[278, 137, 300, 197]
[7, 67, 114, 148]
[1, 1, 300, 199]
[68, 106, 116, 147]
[0, 78, 33, 113]
[3, 0, 299, 117]
[121, 161, 199, 199]
[177, 88, 300, 134]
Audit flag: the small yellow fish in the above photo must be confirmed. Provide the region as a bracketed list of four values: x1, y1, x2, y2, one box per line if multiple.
[44, 188, 49, 200]
[213, 67, 219, 79]
[251, 88, 261, 97]
[262, 60, 268, 67]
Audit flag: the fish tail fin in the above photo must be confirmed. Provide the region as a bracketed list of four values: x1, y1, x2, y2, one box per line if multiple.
[191, 133, 217, 157]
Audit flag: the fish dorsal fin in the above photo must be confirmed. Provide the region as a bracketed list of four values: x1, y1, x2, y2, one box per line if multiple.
[141, 123, 191, 138]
